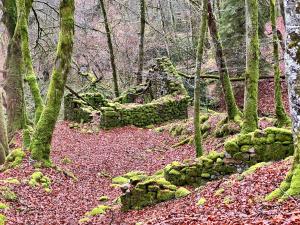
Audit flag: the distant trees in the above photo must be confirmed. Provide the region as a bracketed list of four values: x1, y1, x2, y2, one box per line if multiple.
[207, 0, 241, 122]
[99, 0, 120, 97]
[137, 0, 146, 85]
[241, 0, 260, 133]
[270, 0, 289, 127]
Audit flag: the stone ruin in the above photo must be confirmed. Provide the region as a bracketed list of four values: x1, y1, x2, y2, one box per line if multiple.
[115, 127, 294, 211]
[64, 57, 190, 128]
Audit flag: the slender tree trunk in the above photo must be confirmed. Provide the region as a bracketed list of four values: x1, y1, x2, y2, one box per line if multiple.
[0, 90, 9, 164]
[241, 0, 260, 134]
[158, 0, 170, 57]
[194, 0, 208, 157]
[2, 0, 26, 139]
[30, 0, 75, 164]
[99, 0, 120, 97]
[16, 0, 44, 123]
[136, 0, 146, 85]
[207, 0, 241, 121]
[266, 0, 300, 200]
[270, 0, 290, 127]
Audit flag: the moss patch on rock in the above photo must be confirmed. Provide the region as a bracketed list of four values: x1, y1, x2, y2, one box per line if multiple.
[224, 127, 294, 165]
[175, 187, 191, 199]
[4, 149, 25, 169]
[28, 171, 51, 192]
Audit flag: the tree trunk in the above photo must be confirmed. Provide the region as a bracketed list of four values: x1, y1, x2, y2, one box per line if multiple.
[2, 0, 26, 139]
[241, 0, 260, 134]
[16, 0, 44, 123]
[207, 0, 241, 121]
[136, 0, 146, 85]
[194, 0, 208, 157]
[99, 0, 120, 97]
[270, 0, 290, 127]
[30, 0, 75, 164]
[0, 90, 9, 164]
[266, 0, 300, 200]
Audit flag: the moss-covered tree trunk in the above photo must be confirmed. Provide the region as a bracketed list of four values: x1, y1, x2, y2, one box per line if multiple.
[241, 0, 260, 134]
[266, 0, 300, 200]
[16, 0, 44, 123]
[2, 0, 26, 138]
[194, 0, 208, 157]
[136, 0, 146, 85]
[207, 0, 241, 122]
[270, 0, 290, 127]
[99, 0, 119, 97]
[30, 0, 75, 164]
[0, 90, 9, 164]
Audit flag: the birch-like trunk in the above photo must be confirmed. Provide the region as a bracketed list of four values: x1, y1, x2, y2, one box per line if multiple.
[266, 0, 300, 200]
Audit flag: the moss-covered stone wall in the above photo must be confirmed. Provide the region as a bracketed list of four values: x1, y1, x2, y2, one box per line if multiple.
[64, 92, 107, 123]
[112, 171, 190, 211]
[164, 151, 236, 186]
[100, 94, 190, 128]
[116, 127, 294, 211]
[224, 127, 294, 165]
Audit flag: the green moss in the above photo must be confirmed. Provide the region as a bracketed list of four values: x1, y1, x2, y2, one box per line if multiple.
[0, 214, 6, 225]
[30, 0, 75, 164]
[0, 178, 20, 185]
[237, 134, 253, 145]
[201, 173, 210, 178]
[85, 205, 111, 216]
[0, 203, 8, 210]
[157, 189, 175, 202]
[197, 197, 206, 206]
[79, 217, 91, 224]
[207, 151, 222, 161]
[28, 171, 51, 192]
[175, 187, 191, 199]
[98, 196, 109, 202]
[223, 196, 234, 205]
[0, 187, 17, 202]
[61, 157, 72, 165]
[285, 165, 300, 197]
[112, 176, 129, 185]
[242, 162, 271, 177]
[224, 139, 239, 155]
[5, 148, 25, 168]
[214, 188, 225, 196]
[264, 127, 292, 135]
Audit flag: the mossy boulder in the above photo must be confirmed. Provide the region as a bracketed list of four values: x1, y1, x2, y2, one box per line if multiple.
[28, 171, 51, 192]
[4, 149, 25, 169]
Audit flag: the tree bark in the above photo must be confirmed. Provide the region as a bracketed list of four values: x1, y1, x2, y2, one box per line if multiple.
[30, 0, 75, 164]
[207, 0, 241, 121]
[266, 0, 300, 200]
[2, 0, 26, 138]
[194, 0, 208, 157]
[0, 90, 9, 164]
[270, 0, 290, 127]
[16, 0, 44, 123]
[99, 0, 120, 97]
[241, 0, 260, 134]
[136, 0, 146, 85]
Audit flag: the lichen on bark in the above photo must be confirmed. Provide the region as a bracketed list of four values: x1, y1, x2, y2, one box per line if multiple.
[266, 0, 300, 200]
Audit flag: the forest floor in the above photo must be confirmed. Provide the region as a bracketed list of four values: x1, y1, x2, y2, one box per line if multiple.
[0, 121, 300, 225]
